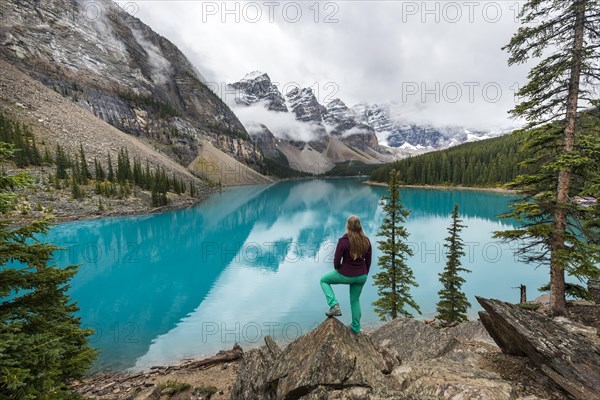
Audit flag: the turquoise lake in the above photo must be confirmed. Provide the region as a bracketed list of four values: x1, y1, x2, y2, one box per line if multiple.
[43, 178, 549, 372]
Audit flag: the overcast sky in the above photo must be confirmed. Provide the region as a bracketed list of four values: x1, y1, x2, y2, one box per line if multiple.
[116, 1, 532, 130]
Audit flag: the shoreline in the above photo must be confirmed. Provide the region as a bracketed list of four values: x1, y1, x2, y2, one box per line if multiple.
[8, 177, 519, 227]
[7, 194, 212, 228]
[362, 180, 517, 194]
[8, 175, 367, 227]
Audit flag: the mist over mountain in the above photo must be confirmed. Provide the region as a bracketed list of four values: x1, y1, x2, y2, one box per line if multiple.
[225, 71, 516, 170]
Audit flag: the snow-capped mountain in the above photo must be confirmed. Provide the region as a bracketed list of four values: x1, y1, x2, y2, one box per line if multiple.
[227, 71, 288, 112]
[226, 71, 514, 172]
[352, 103, 510, 149]
[323, 99, 379, 150]
[285, 87, 327, 124]
[226, 72, 392, 172]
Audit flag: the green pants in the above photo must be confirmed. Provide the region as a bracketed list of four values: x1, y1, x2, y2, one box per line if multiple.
[319, 270, 368, 333]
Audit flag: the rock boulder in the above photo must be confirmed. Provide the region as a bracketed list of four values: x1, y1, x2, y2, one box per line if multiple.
[477, 297, 600, 400]
[231, 318, 398, 400]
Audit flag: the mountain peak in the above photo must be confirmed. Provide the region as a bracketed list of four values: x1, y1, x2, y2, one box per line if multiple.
[326, 98, 348, 110]
[228, 71, 287, 112]
[241, 71, 270, 82]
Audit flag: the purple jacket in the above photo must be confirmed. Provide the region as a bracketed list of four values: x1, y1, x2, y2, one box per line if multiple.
[333, 233, 372, 277]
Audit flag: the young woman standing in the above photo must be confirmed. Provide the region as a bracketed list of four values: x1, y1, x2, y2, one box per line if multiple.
[319, 215, 372, 334]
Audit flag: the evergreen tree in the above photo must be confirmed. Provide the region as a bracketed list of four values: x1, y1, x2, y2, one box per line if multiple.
[436, 204, 471, 327]
[78, 144, 90, 184]
[71, 164, 84, 200]
[55, 144, 69, 180]
[0, 143, 96, 399]
[94, 157, 105, 181]
[495, 0, 600, 315]
[43, 146, 53, 165]
[372, 169, 421, 320]
[107, 152, 115, 182]
[370, 133, 526, 187]
[144, 161, 151, 190]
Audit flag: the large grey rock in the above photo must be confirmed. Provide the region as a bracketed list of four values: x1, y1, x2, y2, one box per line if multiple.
[391, 360, 518, 400]
[477, 297, 600, 400]
[370, 318, 495, 363]
[371, 318, 522, 399]
[231, 318, 399, 400]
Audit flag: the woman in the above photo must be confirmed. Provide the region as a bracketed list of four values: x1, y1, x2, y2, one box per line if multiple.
[320, 215, 372, 334]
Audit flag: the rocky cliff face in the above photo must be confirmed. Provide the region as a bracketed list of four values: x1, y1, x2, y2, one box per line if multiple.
[285, 87, 328, 126]
[0, 0, 263, 170]
[232, 318, 399, 400]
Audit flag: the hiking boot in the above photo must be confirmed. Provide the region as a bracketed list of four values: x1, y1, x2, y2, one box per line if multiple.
[325, 304, 342, 317]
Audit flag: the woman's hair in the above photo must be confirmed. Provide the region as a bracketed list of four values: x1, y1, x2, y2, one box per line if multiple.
[346, 215, 370, 260]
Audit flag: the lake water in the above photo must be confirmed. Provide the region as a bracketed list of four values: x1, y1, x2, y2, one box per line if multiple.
[43, 178, 549, 371]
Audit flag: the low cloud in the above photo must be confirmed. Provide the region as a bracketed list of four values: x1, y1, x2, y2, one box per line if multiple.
[233, 103, 323, 142]
[340, 126, 371, 138]
[131, 28, 172, 85]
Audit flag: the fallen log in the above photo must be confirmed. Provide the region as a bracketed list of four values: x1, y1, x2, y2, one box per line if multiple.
[477, 296, 600, 400]
[183, 343, 243, 370]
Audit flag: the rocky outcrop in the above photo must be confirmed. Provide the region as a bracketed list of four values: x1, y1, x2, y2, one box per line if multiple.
[370, 318, 494, 363]
[370, 319, 529, 400]
[1, 0, 264, 170]
[230, 316, 569, 400]
[477, 297, 600, 400]
[231, 318, 399, 400]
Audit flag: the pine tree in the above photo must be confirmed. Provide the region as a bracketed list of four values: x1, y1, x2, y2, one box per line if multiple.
[436, 204, 471, 327]
[94, 157, 105, 181]
[0, 143, 96, 398]
[372, 169, 421, 320]
[189, 181, 196, 197]
[43, 146, 53, 165]
[79, 144, 90, 184]
[144, 160, 151, 190]
[55, 144, 69, 180]
[71, 166, 84, 200]
[107, 152, 115, 182]
[496, 0, 600, 315]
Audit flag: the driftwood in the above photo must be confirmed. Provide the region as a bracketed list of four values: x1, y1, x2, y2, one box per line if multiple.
[477, 296, 600, 400]
[182, 343, 243, 370]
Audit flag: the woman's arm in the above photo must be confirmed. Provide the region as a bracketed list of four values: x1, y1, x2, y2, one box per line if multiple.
[333, 239, 344, 269]
[365, 241, 372, 273]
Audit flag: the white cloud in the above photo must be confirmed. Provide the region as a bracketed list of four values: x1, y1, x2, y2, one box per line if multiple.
[130, 28, 172, 85]
[117, 0, 532, 130]
[233, 103, 323, 142]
